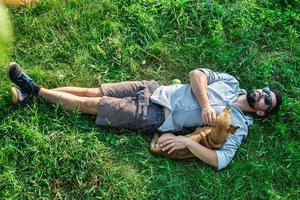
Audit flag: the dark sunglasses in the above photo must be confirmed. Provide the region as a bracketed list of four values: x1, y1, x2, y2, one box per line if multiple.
[261, 86, 273, 112]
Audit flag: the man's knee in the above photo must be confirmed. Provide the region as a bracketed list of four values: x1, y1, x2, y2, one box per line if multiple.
[80, 98, 100, 114]
[98, 87, 104, 96]
[89, 87, 103, 97]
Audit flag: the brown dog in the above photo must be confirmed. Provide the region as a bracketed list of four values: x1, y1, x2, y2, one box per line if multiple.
[150, 107, 240, 159]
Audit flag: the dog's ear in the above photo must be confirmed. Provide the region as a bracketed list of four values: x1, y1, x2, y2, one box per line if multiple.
[228, 125, 240, 134]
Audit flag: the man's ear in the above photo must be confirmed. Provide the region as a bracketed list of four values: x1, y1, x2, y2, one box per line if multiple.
[228, 125, 240, 134]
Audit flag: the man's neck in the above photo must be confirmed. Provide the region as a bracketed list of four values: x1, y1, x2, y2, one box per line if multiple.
[234, 94, 254, 113]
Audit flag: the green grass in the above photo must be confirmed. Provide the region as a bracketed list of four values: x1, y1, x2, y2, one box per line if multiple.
[0, 3, 13, 63]
[0, 0, 299, 199]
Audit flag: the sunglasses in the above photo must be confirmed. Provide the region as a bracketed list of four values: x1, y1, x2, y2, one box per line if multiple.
[260, 86, 273, 112]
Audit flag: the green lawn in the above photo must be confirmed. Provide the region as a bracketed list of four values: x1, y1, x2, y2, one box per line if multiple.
[0, 0, 299, 199]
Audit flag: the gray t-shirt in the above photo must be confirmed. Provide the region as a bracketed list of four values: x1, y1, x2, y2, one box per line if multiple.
[150, 68, 253, 169]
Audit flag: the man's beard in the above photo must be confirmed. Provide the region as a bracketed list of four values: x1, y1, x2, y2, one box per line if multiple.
[246, 91, 257, 109]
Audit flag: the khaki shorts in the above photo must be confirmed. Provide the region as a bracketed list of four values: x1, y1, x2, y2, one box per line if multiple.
[95, 80, 165, 134]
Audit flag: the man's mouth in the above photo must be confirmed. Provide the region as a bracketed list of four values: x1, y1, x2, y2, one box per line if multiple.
[254, 91, 259, 101]
[246, 91, 259, 109]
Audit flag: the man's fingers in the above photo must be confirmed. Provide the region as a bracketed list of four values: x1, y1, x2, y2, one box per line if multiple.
[212, 113, 216, 126]
[203, 112, 216, 126]
[202, 106, 217, 126]
[207, 114, 213, 126]
[160, 139, 174, 147]
[163, 143, 175, 151]
[162, 142, 176, 151]
[168, 146, 177, 154]
[210, 114, 215, 127]
[203, 114, 209, 125]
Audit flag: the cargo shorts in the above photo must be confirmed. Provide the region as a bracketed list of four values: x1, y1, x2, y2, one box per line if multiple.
[95, 80, 165, 134]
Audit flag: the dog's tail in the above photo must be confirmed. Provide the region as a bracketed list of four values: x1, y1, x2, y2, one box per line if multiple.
[150, 133, 162, 155]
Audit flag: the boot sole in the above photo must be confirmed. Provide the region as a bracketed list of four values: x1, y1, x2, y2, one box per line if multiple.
[11, 87, 19, 104]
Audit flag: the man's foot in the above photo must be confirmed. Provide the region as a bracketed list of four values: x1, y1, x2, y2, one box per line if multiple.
[11, 87, 31, 104]
[7, 62, 40, 95]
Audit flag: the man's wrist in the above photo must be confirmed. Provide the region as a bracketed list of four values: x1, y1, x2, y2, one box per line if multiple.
[201, 104, 211, 110]
[185, 137, 194, 148]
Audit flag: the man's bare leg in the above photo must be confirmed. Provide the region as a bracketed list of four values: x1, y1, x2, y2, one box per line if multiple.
[51, 87, 104, 97]
[7, 62, 101, 109]
[39, 88, 100, 115]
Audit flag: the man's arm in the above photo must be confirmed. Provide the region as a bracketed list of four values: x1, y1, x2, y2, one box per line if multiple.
[186, 138, 218, 168]
[189, 69, 216, 126]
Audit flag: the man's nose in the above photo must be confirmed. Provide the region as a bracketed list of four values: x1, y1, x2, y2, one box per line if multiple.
[260, 92, 267, 97]
[262, 92, 268, 97]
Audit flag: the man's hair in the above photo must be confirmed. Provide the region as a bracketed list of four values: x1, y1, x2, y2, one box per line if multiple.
[266, 90, 282, 116]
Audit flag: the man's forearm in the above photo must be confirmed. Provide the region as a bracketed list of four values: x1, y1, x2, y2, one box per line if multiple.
[186, 139, 218, 168]
[189, 70, 210, 109]
[190, 69, 217, 126]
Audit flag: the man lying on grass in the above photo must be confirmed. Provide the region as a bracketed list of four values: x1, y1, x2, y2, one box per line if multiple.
[7, 62, 282, 170]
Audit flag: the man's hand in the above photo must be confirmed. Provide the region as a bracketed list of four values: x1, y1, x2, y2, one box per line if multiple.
[160, 136, 191, 154]
[160, 134, 218, 168]
[202, 105, 216, 127]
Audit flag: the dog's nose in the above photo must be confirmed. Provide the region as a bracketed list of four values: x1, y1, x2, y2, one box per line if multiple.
[224, 107, 231, 113]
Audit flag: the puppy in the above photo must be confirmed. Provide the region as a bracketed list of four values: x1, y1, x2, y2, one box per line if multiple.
[150, 107, 240, 159]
